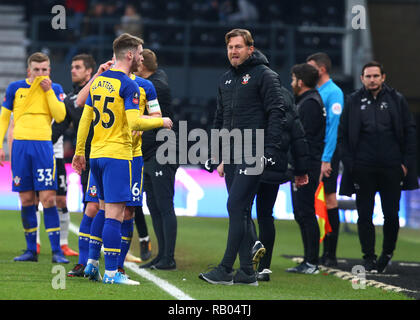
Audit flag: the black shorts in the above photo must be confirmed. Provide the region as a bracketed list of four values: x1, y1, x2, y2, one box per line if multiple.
[56, 158, 67, 196]
[322, 150, 339, 194]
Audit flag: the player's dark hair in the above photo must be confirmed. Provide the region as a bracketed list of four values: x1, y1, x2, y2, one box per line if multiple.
[225, 28, 254, 47]
[142, 49, 158, 73]
[291, 63, 319, 89]
[361, 61, 385, 76]
[306, 52, 332, 74]
[113, 33, 144, 60]
[72, 54, 96, 74]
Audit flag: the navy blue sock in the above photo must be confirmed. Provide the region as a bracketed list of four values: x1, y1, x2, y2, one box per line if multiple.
[43, 206, 62, 254]
[88, 209, 105, 261]
[78, 214, 93, 265]
[21, 205, 38, 253]
[118, 218, 134, 268]
[102, 218, 122, 272]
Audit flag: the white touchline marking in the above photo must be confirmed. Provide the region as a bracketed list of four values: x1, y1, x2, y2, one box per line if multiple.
[290, 256, 417, 295]
[69, 222, 194, 300]
[124, 262, 194, 300]
[319, 266, 418, 295]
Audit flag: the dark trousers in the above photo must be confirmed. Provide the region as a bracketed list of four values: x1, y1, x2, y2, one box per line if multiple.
[352, 165, 403, 259]
[143, 157, 178, 262]
[290, 168, 320, 265]
[255, 182, 279, 271]
[220, 163, 262, 273]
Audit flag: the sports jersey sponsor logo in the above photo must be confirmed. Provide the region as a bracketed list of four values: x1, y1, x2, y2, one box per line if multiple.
[241, 74, 251, 85]
[13, 176, 21, 186]
[331, 103, 342, 115]
[89, 185, 97, 197]
[225, 79, 232, 85]
[132, 92, 139, 105]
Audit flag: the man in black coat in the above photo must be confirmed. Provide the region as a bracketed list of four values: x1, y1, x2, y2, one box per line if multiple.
[338, 61, 418, 273]
[135, 49, 179, 270]
[199, 28, 296, 286]
[284, 63, 326, 275]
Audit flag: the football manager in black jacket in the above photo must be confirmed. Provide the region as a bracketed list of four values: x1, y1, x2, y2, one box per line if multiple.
[200, 28, 302, 286]
[338, 61, 418, 273]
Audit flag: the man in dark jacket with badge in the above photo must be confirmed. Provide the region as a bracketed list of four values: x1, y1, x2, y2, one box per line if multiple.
[338, 61, 418, 273]
[199, 28, 300, 286]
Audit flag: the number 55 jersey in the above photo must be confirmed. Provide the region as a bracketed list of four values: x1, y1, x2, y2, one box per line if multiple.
[81, 69, 163, 161]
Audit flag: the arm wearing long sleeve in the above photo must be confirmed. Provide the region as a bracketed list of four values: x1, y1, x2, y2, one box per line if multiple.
[322, 90, 344, 162]
[0, 107, 12, 150]
[259, 69, 287, 155]
[52, 111, 72, 144]
[76, 78, 95, 108]
[75, 105, 93, 156]
[46, 89, 66, 123]
[337, 95, 353, 169]
[399, 94, 417, 167]
[126, 109, 163, 132]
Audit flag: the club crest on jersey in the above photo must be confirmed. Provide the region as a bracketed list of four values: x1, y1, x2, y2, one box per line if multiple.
[89, 186, 97, 197]
[241, 74, 251, 85]
[59, 93, 66, 101]
[13, 176, 21, 187]
[132, 92, 139, 105]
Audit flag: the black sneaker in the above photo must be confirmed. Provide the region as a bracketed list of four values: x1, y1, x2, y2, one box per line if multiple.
[286, 262, 319, 274]
[251, 241, 266, 271]
[256, 268, 272, 282]
[377, 253, 392, 273]
[67, 264, 85, 277]
[140, 239, 152, 261]
[233, 269, 258, 286]
[363, 257, 378, 273]
[199, 265, 234, 285]
[323, 257, 338, 267]
[152, 259, 177, 271]
[139, 257, 160, 269]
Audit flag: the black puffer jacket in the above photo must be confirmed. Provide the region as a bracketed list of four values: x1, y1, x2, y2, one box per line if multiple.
[338, 84, 419, 195]
[213, 50, 289, 171]
[261, 86, 310, 184]
[141, 69, 177, 161]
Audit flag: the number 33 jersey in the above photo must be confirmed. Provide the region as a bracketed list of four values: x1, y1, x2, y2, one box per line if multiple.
[85, 69, 140, 160]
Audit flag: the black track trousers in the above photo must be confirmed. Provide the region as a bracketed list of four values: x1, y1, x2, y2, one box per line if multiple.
[290, 167, 321, 265]
[143, 157, 179, 261]
[352, 165, 403, 258]
[220, 163, 263, 273]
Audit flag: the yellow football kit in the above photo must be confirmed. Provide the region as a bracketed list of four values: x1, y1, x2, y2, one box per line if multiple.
[75, 69, 163, 160]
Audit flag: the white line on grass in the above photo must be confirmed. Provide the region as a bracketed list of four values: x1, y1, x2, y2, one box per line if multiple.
[69, 222, 194, 300]
[291, 256, 417, 295]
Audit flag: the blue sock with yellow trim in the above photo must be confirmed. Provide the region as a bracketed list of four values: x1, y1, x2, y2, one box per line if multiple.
[43, 206, 61, 254]
[21, 205, 38, 253]
[102, 218, 122, 272]
[78, 214, 93, 265]
[118, 218, 134, 268]
[88, 209, 105, 261]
